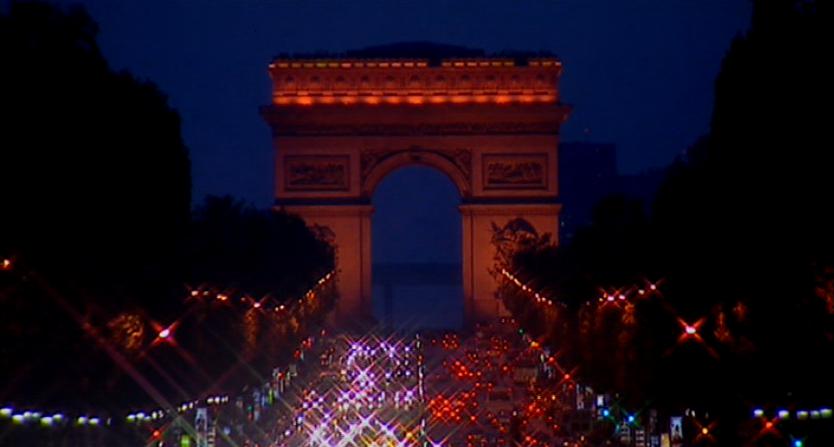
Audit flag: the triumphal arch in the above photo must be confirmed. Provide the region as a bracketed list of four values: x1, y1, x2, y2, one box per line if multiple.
[262, 53, 570, 325]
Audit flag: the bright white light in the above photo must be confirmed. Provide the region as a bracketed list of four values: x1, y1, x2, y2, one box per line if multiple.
[685, 325, 697, 335]
[158, 328, 171, 339]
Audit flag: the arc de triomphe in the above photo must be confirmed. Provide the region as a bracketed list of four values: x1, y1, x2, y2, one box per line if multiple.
[262, 55, 570, 325]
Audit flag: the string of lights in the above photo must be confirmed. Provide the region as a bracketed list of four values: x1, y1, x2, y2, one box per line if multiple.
[0, 264, 337, 430]
[499, 266, 834, 438]
[184, 271, 336, 315]
[499, 267, 664, 309]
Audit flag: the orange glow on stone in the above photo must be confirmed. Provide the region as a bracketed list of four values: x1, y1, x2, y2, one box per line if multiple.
[271, 93, 558, 106]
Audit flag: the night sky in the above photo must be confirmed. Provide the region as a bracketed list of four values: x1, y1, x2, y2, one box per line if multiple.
[60, 0, 751, 207]
[56, 0, 751, 326]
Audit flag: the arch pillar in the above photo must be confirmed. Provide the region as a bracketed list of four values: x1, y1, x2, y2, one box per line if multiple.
[281, 204, 374, 323]
[460, 203, 562, 324]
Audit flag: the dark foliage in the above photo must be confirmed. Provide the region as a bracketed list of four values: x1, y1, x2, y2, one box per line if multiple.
[0, 2, 335, 413]
[0, 1, 191, 316]
[189, 196, 334, 300]
[507, 1, 833, 442]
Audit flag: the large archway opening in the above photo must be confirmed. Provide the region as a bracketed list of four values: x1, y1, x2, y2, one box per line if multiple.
[371, 166, 463, 329]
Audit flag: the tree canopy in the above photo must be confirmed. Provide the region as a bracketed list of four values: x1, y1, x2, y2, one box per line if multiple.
[0, 2, 335, 412]
[0, 1, 191, 314]
[504, 1, 833, 440]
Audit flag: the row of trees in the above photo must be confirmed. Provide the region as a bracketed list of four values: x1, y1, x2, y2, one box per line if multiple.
[0, 2, 335, 411]
[501, 1, 832, 444]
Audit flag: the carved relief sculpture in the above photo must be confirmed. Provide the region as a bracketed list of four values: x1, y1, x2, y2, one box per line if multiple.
[483, 154, 548, 189]
[284, 155, 349, 191]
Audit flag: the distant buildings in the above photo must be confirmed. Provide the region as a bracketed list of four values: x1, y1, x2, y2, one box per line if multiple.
[559, 142, 665, 242]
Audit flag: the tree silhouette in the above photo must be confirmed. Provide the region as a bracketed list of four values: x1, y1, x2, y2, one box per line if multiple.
[1, 1, 191, 315]
[0, 3, 335, 416]
[508, 2, 833, 442]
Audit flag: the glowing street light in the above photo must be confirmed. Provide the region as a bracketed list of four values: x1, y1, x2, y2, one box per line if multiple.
[151, 321, 178, 346]
[677, 318, 706, 343]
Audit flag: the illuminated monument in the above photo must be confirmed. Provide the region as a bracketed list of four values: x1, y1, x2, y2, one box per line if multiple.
[262, 45, 570, 325]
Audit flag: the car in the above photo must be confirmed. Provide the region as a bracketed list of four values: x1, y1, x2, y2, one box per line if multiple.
[486, 389, 513, 413]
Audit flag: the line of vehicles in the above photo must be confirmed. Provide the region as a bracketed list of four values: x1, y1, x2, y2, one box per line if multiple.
[264, 318, 589, 447]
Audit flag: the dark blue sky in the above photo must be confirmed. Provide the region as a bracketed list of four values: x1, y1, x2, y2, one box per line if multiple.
[59, 0, 751, 208]
[373, 167, 460, 264]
